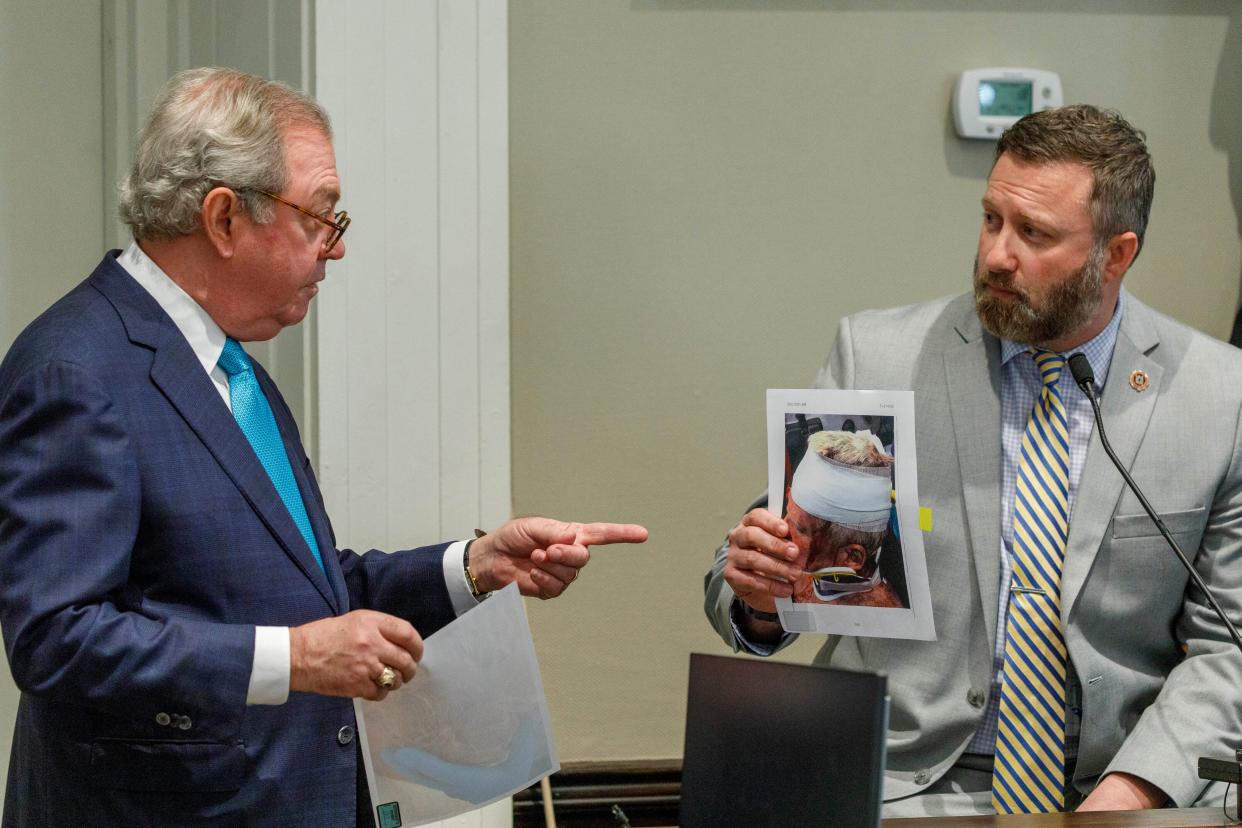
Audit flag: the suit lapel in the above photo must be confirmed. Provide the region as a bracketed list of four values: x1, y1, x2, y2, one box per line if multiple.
[287, 453, 349, 610]
[255, 365, 351, 611]
[90, 256, 340, 613]
[943, 309, 1004, 652]
[1062, 300, 1162, 619]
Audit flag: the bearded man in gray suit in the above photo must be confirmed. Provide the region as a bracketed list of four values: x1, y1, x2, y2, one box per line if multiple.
[705, 104, 1242, 816]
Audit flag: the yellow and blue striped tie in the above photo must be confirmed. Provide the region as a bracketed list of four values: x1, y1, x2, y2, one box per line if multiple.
[993, 350, 1069, 813]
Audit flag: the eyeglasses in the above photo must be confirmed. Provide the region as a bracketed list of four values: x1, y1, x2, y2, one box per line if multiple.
[242, 188, 351, 254]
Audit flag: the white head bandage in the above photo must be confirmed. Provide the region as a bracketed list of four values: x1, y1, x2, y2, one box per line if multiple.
[789, 449, 892, 533]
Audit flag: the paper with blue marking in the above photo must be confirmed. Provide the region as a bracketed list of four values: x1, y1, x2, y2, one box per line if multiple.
[355, 583, 558, 826]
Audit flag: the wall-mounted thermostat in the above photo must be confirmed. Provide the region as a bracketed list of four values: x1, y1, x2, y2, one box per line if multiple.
[952, 68, 1063, 140]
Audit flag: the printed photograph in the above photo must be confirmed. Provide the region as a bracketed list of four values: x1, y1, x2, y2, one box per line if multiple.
[780, 414, 909, 610]
[769, 389, 935, 640]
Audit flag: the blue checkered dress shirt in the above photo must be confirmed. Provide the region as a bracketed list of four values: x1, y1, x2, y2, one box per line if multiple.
[964, 292, 1125, 759]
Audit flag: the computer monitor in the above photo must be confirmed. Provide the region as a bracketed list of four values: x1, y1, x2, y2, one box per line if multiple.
[680, 653, 888, 828]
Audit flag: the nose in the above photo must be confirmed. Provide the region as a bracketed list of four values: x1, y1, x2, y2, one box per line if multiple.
[981, 226, 1016, 274]
[323, 237, 346, 260]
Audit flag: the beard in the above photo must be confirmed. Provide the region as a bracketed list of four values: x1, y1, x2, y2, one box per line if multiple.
[973, 242, 1106, 346]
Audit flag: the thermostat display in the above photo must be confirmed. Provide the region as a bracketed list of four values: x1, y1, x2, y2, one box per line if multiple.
[953, 68, 1062, 140]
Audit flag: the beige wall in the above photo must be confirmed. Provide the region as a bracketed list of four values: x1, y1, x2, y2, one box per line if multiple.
[510, 2, 1242, 762]
[0, 1, 104, 353]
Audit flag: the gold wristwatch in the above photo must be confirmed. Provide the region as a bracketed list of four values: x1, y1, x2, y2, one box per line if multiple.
[464, 528, 490, 600]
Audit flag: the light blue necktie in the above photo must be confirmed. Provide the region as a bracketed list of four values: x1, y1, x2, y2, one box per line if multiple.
[217, 338, 325, 574]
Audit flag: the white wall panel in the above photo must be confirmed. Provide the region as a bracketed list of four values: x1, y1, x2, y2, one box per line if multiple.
[315, 1, 512, 825]
[383, 1, 444, 546]
[477, 0, 512, 530]
[437, 0, 483, 534]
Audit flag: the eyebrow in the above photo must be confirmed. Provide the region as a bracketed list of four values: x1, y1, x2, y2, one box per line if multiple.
[980, 197, 1057, 230]
[311, 186, 341, 207]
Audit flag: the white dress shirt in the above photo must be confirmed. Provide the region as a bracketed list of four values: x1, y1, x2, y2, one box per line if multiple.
[117, 241, 477, 705]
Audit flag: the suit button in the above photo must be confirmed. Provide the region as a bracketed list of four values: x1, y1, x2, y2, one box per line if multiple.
[967, 689, 986, 708]
[914, 769, 931, 785]
[338, 725, 355, 745]
[178, 716, 192, 730]
[155, 712, 171, 726]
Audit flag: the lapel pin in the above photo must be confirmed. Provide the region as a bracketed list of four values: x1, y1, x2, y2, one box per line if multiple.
[1129, 369, 1149, 392]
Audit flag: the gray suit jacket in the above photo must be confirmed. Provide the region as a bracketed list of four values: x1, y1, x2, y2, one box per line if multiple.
[705, 291, 1242, 806]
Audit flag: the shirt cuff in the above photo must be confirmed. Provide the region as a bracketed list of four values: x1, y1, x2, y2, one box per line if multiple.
[247, 625, 291, 705]
[728, 597, 790, 656]
[442, 539, 479, 616]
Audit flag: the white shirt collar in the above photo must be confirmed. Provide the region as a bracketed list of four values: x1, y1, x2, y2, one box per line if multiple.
[117, 241, 227, 376]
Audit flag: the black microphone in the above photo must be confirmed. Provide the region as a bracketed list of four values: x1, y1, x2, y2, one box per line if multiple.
[1069, 352, 1242, 793]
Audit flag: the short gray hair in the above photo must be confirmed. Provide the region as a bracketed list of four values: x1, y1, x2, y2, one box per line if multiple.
[118, 67, 332, 240]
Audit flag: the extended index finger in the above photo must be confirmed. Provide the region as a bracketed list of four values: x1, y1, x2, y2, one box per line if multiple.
[574, 522, 649, 546]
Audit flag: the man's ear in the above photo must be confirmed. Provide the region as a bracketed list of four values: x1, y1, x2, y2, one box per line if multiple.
[839, 544, 868, 571]
[201, 186, 243, 259]
[1102, 231, 1139, 284]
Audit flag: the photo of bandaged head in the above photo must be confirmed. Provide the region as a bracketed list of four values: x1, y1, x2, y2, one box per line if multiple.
[781, 414, 910, 609]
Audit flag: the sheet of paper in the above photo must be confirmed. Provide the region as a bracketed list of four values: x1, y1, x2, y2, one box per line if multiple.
[769, 388, 936, 641]
[355, 583, 559, 828]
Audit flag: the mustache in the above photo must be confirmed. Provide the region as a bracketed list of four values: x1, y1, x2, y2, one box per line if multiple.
[977, 269, 1030, 304]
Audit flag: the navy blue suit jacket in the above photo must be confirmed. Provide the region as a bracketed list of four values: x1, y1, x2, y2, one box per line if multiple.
[0, 253, 456, 826]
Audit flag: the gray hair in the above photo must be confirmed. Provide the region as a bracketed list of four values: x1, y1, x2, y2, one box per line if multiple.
[118, 67, 332, 240]
[995, 104, 1155, 261]
[807, 429, 893, 469]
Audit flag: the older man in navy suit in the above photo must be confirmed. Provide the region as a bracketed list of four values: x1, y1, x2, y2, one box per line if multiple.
[0, 67, 646, 827]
